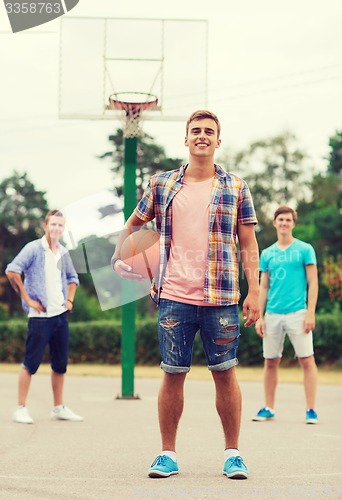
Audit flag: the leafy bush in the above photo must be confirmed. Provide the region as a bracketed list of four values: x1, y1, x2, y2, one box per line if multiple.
[238, 313, 342, 366]
[68, 285, 121, 322]
[0, 313, 340, 366]
[68, 321, 122, 363]
[311, 314, 342, 366]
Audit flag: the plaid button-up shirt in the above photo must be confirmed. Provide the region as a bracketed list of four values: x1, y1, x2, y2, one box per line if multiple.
[134, 163, 257, 305]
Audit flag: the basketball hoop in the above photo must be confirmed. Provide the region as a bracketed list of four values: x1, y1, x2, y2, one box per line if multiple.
[108, 92, 159, 138]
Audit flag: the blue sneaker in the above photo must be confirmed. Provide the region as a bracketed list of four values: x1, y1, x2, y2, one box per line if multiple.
[148, 455, 179, 478]
[223, 456, 248, 479]
[252, 407, 275, 421]
[306, 409, 318, 424]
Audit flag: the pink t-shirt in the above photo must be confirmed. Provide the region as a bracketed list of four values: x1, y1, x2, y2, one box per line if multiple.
[161, 176, 215, 306]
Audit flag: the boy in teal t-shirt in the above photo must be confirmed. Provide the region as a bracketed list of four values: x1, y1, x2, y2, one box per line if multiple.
[260, 239, 316, 315]
[253, 206, 319, 424]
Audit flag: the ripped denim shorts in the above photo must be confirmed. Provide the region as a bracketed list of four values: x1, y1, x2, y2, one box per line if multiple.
[158, 298, 240, 373]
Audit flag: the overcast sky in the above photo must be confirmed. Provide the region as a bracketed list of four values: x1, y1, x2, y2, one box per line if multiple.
[1, 0, 341, 215]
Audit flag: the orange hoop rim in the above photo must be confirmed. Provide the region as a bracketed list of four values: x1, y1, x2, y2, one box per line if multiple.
[108, 92, 158, 115]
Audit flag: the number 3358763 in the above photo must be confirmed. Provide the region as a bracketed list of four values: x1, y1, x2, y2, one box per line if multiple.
[5, 3, 62, 14]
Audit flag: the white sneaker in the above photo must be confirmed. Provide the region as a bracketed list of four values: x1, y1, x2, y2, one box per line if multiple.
[13, 406, 34, 424]
[50, 405, 83, 422]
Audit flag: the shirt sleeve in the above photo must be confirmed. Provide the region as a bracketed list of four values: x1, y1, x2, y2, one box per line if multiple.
[304, 244, 317, 266]
[259, 250, 268, 272]
[62, 251, 80, 286]
[238, 180, 258, 225]
[134, 179, 155, 223]
[5, 242, 35, 275]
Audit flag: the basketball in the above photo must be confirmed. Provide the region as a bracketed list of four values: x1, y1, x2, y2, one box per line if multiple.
[120, 230, 160, 280]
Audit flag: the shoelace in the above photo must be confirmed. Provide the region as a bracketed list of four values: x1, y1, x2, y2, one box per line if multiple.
[151, 455, 169, 467]
[259, 408, 272, 415]
[229, 456, 243, 467]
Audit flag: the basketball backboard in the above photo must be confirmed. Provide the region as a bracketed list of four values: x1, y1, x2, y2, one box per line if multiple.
[59, 16, 208, 122]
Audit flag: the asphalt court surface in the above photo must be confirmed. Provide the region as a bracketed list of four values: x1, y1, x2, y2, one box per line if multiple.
[0, 372, 341, 499]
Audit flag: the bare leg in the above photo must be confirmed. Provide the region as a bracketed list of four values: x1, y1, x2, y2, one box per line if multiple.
[298, 355, 317, 409]
[211, 367, 241, 449]
[51, 371, 65, 407]
[18, 366, 32, 406]
[264, 358, 281, 409]
[158, 372, 187, 451]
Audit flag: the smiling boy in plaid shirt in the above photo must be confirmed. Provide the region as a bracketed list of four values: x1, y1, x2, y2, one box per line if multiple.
[112, 110, 260, 479]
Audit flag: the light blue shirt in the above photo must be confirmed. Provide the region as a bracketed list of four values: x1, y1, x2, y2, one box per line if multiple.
[260, 239, 317, 314]
[6, 237, 79, 314]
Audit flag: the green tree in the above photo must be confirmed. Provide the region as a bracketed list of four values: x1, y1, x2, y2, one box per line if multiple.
[296, 130, 342, 311]
[0, 171, 49, 316]
[296, 174, 341, 256]
[218, 131, 309, 251]
[327, 130, 342, 175]
[97, 128, 182, 198]
[322, 255, 342, 306]
[218, 132, 322, 308]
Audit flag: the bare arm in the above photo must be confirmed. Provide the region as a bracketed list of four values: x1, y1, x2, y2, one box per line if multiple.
[65, 282, 77, 312]
[304, 264, 318, 333]
[255, 272, 269, 338]
[111, 213, 146, 281]
[5, 271, 46, 313]
[237, 223, 260, 326]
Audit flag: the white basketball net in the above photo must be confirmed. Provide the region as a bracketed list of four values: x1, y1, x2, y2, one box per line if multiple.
[121, 107, 145, 139]
[108, 93, 158, 139]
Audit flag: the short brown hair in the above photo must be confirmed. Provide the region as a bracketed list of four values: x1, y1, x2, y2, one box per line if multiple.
[273, 205, 297, 223]
[186, 110, 221, 138]
[44, 210, 64, 224]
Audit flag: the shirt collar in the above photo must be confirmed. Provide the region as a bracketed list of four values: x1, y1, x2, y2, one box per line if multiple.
[177, 163, 226, 181]
[41, 235, 49, 250]
[41, 235, 61, 252]
[214, 163, 226, 177]
[176, 164, 188, 181]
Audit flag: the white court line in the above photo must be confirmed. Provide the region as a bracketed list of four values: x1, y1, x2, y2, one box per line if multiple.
[265, 447, 342, 451]
[81, 397, 114, 402]
[1, 472, 342, 482]
[260, 472, 342, 479]
[314, 433, 342, 439]
[48, 427, 93, 431]
[0, 425, 93, 431]
[0, 475, 116, 482]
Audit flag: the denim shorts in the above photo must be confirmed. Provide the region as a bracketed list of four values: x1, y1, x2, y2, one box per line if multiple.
[23, 312, 69, 375]
[158, 299, 240, 373]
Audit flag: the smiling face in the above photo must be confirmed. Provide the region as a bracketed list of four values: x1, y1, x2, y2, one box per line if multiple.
[273, 211, 295, 237]
[44, 215, 65, 242]
[185, 118, 221, 159]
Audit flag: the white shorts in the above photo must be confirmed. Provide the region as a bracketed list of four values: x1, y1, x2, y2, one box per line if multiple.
[263, 309, 314, 359]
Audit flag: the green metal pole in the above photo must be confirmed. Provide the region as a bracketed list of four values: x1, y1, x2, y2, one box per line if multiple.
[120, 136, 138, 398]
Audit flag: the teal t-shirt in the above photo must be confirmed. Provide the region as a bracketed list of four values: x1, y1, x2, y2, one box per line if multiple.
[260, 239, 317, 314]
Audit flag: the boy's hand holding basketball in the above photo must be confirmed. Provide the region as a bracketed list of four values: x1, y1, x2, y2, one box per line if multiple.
[111, 230, 160, 282]
[112, 258, 145, 281]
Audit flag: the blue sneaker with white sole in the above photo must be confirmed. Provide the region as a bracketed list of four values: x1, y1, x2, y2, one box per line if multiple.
[223, 456, 249, 479]
[252, 407, 275, 421]
[148, 455, 179, 478]
[306, 409, 318, 424]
